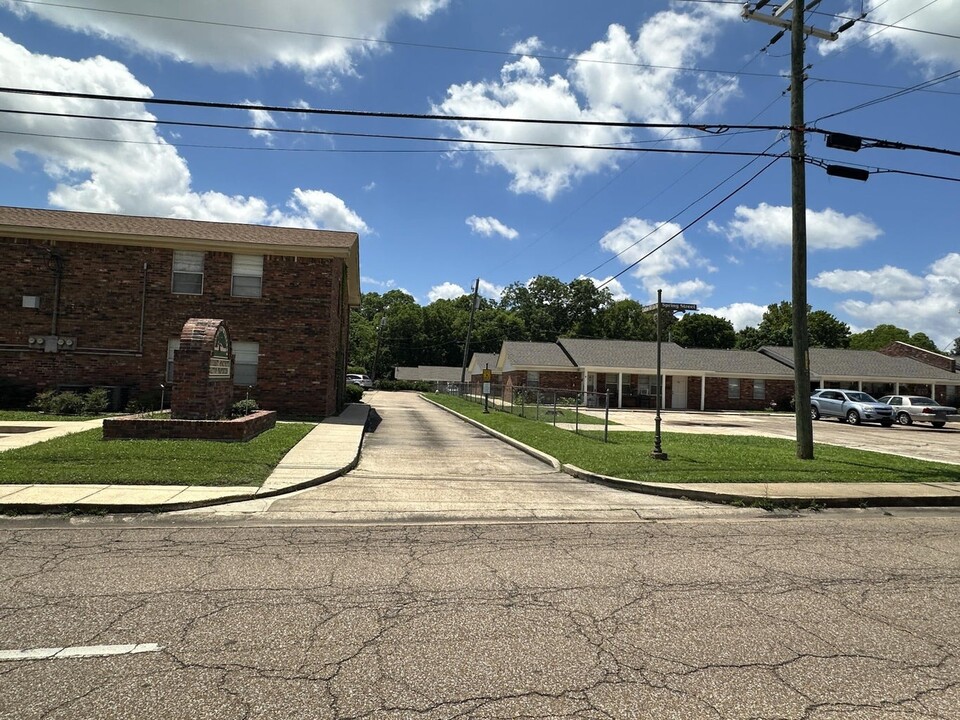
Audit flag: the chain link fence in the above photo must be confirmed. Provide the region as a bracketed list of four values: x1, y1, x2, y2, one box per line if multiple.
[431, 381, 613, 441]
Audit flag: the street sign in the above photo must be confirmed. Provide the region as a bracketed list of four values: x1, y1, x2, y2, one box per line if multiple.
[642, 302, 698, 312]
[482, 368, 492, 382]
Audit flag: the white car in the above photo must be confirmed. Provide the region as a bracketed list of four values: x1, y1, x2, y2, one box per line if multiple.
[346, 374, 372, 389]
[876, 395, 956, 428]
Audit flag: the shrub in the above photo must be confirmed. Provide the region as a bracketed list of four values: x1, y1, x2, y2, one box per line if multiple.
[82, 387, 110, 415]
[374, 379, 431, 392]
[345, 383, 364, 403]
[231, 398, 260, 418]
[29, 390, 58, 413]
[50, 391, 85, 415]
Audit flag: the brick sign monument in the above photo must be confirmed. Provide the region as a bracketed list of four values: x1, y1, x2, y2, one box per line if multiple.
[171, 318, 234, 420]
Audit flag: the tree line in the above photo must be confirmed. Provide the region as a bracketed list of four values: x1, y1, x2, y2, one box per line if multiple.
[349, 275, 944, 377]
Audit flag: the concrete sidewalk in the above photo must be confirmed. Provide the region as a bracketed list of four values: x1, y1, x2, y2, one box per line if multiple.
[0, 404, 369, 514]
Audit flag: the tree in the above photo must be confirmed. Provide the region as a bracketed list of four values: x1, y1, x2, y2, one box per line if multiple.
[597, 300, 656, 341]
[734, 325, 763, 350]
[808, 310, 850, 348]
[849, 324, 911, 350]
[743, 301, 849, 349]
[671, 313, 735, 349]
[908, 332, 938, 352]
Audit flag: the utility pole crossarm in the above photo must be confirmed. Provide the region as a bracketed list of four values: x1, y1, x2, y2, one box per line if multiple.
[741, 4, 838, 41]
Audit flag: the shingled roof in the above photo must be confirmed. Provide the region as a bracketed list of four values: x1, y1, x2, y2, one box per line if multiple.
[558, 339, 793, 376]
[761, 346, 960, 382]
[498, 341, 575, 370]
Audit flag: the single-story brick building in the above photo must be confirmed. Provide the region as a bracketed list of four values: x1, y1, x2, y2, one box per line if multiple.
[0, 206, 360, 418]
[495, 338, 960, 411]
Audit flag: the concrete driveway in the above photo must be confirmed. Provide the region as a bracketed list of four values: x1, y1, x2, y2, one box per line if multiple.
[229, 392, 744, 523]
[590, 409, 960, 466]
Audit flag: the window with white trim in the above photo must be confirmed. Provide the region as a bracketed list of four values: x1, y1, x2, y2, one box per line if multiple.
[231, 254, 263, 298]
[728, 378, 740, 399]
[233, 341, 259, 386]
[166, 339, 180, 382]
[753, 379, 765, 400]
[172, 251, 204, 294]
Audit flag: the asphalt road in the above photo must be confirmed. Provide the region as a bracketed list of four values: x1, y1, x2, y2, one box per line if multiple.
[1, 512, 959, 719]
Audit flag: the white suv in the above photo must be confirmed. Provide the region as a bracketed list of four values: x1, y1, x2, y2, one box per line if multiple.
[346, 373, 373, 389]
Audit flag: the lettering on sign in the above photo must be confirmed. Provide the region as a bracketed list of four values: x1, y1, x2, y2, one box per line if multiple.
[209, 357, 231, 378]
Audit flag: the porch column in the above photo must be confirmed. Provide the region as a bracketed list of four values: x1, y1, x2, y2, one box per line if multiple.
[895, 382, 900, 394]
[932, 383, 936, 400]
[618, 373, 623, 409]
[700, 374, 706, 411]
[857, 380, 862, 391]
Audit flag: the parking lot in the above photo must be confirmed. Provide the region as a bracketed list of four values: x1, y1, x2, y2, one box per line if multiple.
[588, 409, 960, 466]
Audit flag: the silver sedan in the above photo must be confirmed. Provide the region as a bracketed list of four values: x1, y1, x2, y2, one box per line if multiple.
[877, 395, 957, 428]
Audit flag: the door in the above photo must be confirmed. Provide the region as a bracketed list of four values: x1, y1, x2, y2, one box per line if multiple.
[671, 375, 688, 410]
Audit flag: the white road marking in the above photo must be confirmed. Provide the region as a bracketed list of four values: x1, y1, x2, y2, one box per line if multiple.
[0, 643, 161, 661]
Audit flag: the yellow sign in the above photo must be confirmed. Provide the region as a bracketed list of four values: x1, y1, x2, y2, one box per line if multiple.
[482, 368, 492, 382]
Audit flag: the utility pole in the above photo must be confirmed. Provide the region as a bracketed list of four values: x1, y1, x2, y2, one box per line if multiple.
[460, 278, 480, 383]
[742, 0, 836, 460]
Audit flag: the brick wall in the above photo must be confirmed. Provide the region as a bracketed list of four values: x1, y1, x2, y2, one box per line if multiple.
[0, 236, 348, 417]
[103, 410, 277, 441]
[702, 377, 795, 411]
[880, 342, 956, 373]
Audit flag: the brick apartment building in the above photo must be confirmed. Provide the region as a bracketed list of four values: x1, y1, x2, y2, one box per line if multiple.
[0, 206, 360, 418]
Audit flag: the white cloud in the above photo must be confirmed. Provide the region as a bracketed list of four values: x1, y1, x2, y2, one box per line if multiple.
[363, 181, 377, 191]
[246, 104, 277, 144]
[466, 215, 519, 240]
[652, 278, 714, 302]
[811, 265, 926, 299]
[698, 302, 767, 331]
[510, 36, 542, 55]
[1, 0, 450, 77]
[427, 281, 467, 302]
[725, 203, 882, 250]
[813, 253, 960, 349]
[277, 189, 370, 234]
[820, 1, 960, 68]
[580, 276, 631, 301]
[428, 278, 503, 302]
[0, 34, 369, 232]
[361, 276, 396, 290]
[478, 279, 505, 301]
[599, 217, 708, 278]
[434, 6, 739, 199]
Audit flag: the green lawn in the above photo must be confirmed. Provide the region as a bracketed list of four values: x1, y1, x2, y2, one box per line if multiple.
[0, 423, 315, 486]
[427, 394, 960, 484]
[0, 410, 114, 422]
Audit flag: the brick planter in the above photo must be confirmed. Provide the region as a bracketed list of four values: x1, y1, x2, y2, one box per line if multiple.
[103, 410, 276, 442]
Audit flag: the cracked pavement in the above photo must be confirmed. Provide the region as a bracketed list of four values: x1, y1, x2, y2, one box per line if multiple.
[1, 512, 959, 718]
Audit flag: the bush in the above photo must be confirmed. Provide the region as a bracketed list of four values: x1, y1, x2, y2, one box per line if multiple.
[230, 398, 260, 418]
[50, 391, 85, 415]
[345, 383, 364, 403]
[82, 387, 110, 415]
[29, 388, 113, 416]
[29, 390, 58, 413]
[373, 379, 432, 392]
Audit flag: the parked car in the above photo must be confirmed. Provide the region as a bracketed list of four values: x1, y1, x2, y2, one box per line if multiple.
[876, 395, 956, 428]
[810, 389, 895, 426]
[346, 373, 373, 389]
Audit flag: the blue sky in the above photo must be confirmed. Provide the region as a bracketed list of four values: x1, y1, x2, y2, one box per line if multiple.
[1, 0, 958, 348]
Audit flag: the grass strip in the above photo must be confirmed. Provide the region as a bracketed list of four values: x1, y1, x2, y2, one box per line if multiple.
[0, 423, 314, 486]
[428, 394, 960, 484]
[0, 411, 113, 422]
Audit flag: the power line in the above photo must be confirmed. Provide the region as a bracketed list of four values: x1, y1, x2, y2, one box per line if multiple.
[812, 67, 960, 123]
[812, 9, 960, 41]
[0, 110, 789, 158]
[0, 86, 793, 133]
